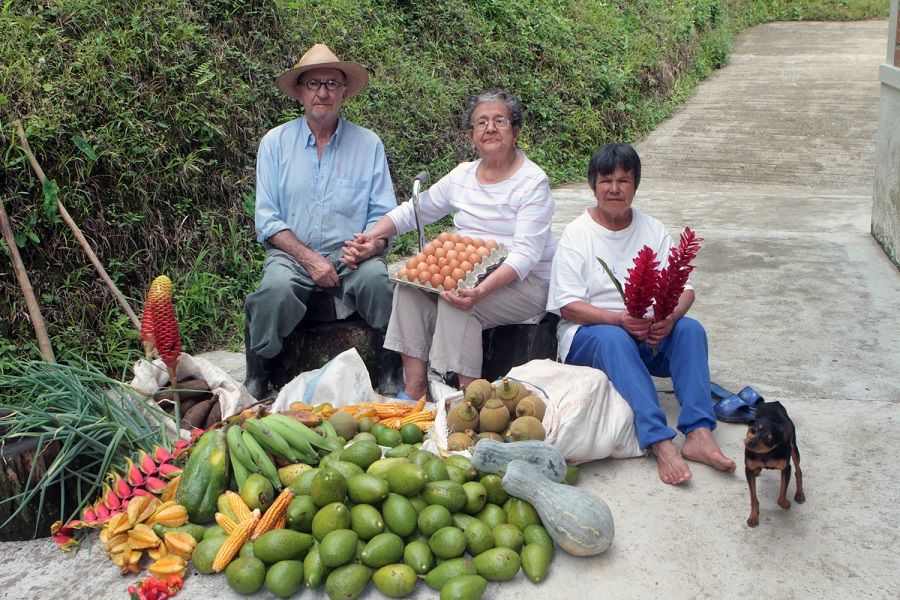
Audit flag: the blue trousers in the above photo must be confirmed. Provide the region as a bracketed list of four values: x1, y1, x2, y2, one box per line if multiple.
[566, 317, 716, 450]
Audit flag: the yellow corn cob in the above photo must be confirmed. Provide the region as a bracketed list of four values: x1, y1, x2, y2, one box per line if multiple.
[382, 417, 404, 429]
[400, 410, 436, 424]
[274, 515, 286, 530]
[212, 510, 260, 572]
[225, 491, 253, 522]
[215, 512, 238, 535]
[252, 488, 295, 539]
[414, 421, 435, 432]
[412, 395, 426, 413]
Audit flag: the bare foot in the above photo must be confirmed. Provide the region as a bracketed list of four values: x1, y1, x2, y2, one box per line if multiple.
[650, 439, 692, 485]
[682, 428, 736, 472]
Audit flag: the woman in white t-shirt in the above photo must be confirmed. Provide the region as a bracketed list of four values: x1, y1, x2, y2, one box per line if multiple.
[356, 90, 556, 400]
[547, 143, 734, 485]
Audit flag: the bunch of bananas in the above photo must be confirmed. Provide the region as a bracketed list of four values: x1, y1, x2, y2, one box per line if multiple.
[227, 414, 332, 490]
[99, 495, 194, 577]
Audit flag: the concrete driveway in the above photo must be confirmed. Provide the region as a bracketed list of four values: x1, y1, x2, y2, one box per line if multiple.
[1, 20, 898, 600]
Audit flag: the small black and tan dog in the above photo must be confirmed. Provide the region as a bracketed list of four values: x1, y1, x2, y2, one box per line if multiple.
[744, 400, 805, 527]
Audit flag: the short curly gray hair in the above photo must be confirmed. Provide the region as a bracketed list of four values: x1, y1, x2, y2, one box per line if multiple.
[462, 89, 524, 131]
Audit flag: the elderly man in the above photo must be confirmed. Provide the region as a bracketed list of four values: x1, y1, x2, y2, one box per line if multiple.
[244, 44, 396, 399]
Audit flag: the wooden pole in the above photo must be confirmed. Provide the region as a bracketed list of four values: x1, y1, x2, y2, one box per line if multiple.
[0, 198, 55, 362]
[14, 120, 142, 331]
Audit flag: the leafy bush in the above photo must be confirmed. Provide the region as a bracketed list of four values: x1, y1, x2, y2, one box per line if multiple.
[0, 0, 888, 373]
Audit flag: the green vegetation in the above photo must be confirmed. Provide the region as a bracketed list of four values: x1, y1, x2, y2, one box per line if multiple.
[0, 0, 888, 374]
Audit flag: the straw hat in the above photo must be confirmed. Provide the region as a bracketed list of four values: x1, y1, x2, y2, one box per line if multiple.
[276, 43, 369, 99]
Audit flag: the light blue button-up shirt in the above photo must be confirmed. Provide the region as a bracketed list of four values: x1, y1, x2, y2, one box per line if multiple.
[255, 117, 396, 255]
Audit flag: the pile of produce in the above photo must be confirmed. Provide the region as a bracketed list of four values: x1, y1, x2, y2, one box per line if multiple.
[444, 378, 548, 451]
[170, 423, 614, 599]
[395, 234, 502, 291]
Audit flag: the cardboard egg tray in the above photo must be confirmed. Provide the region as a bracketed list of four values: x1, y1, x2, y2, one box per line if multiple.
[388, 244, 509, 294]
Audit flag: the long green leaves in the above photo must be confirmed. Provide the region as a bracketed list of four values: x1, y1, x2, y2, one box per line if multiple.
[0, 359, 170, 535]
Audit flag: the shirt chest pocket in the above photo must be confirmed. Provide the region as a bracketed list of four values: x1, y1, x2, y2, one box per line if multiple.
[328, 178, 368, 218]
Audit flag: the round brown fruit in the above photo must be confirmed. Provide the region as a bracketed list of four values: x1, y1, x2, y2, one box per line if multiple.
[407, 269, 419, 282]
[443, 276, 457, 290]
[430, 273, 444, 288]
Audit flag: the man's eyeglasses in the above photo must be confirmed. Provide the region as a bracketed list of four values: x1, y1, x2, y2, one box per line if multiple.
[299, 79, 345, 92]
[472, 117, 512, 131]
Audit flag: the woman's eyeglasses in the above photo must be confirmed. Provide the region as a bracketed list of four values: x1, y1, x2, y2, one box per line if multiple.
[472, 117, 512, 131]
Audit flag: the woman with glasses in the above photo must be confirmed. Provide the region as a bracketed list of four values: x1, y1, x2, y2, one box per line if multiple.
[354, 89, 556, 400]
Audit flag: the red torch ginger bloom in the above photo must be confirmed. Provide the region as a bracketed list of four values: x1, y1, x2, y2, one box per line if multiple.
[146, 275, 181, 371]
[653, 227, 703, 322]
[624, 245, 660, 318]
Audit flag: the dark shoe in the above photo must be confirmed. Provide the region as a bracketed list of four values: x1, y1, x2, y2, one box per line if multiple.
[372, 331, 403, 396]
[713, 386, 765, 423]
[243, 323, 273, 400]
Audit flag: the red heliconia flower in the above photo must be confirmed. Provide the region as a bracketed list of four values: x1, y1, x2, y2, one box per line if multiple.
[137, 450, 159, 476]
[102, 483, 122, 511]
[152, 445, 174, 464]
[125, 457, 146, 487]
[172, 440, 189, 456]
[144, 476, 167, 494]
[110, 472, 134, 500]
[157, 463, 183, 478]
[654, 228, 703, 322]
[50, 521, 79, 552]
[93, 500, 111, 522]
[131, 487, 152, 498]
[82, 505, 98, 524]
[624, 246, 660, 319]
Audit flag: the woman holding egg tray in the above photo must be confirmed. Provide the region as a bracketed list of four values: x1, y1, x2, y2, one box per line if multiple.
[352, 89, 556, 400]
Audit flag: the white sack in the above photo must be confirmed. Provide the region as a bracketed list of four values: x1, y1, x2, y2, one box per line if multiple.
[506, 360, 642, 463]
[271, 348, 378, 412]
[130, 352, 254, 439]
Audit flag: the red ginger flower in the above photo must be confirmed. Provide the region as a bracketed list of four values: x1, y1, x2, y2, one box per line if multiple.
[624, 246, 660, 318]
[653, 227, 703, 322]
[146, 275, 181, 371]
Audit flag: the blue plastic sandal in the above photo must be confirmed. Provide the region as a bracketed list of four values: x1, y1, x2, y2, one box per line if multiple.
[395, 390, 414, 401]
[714, 394, 757, 423]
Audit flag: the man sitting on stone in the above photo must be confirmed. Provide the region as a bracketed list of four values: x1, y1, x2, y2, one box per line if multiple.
[244, 44, 396, 400]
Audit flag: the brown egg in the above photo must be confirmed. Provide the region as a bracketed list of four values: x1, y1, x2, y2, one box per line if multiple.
[461, 236, 473, 246]
[454, 242, 466, 252]
[440, 265, 452, 277]
[460, 260, 473, 272]
[406, 258, 418, 270]
[423, 245, 436, 257]
[418, 270, 431, 284]
[476, 246, 491, 258]
[427, 264, 440, 275]
[449, 233, 461, 244]
[458, 252, 470, 264]
[443, 276, 458, 290]
[397, 268, 408, 280]
[485, 240, 499, 250]
[437, 257, 448, 267]
[469, 253, 483, 265]
[407, 268, 419, 282]
[451, 267, 466, 281]
[426, 255, 438, 266]
[416, 261, 428, 272]
[473, 238, 486, 247]
[438, 232, 451, 242]
[430, 272, 444, 288]
[434, 247, 447, 259]
[442, 240, 455, 251]
[414, 252, 426, 264]
[448, 259, 460, 269]
[465, 244, 477, 255]
[446, 249, 459, 261]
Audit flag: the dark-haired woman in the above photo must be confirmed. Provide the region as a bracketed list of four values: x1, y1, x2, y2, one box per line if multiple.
[354, 89, 556, 400]
[547, 143, 734, 485]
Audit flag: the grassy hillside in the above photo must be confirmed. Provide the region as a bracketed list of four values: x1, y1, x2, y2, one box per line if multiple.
[0, 0, 888, 372]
